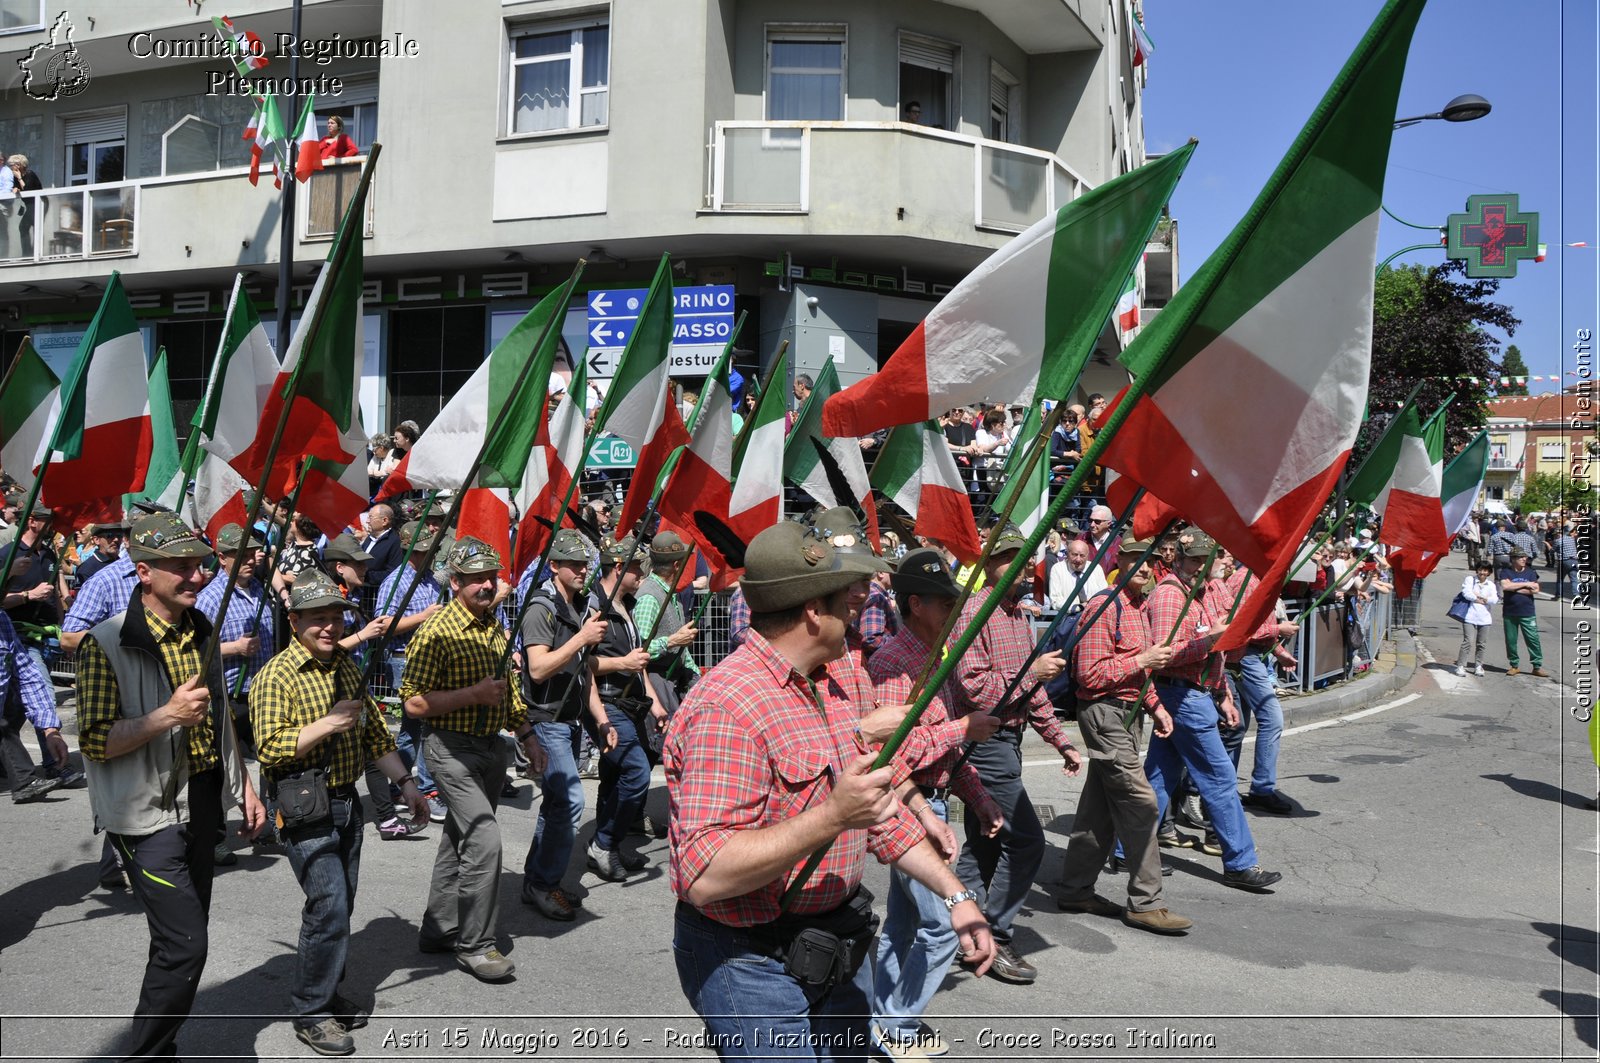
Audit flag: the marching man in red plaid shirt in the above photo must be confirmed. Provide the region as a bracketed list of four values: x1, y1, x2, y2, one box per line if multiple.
[665, 522, 995, 1060]
[1055, 535, 1192, 934]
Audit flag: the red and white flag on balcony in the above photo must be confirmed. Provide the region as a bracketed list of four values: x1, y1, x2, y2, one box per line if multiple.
[38, 273, 154, 524]
[211, 15, 268, 74]
[821, 144, 1193, 438]
[245, 94, 284, 188]
[1093, 0, 1425, 654]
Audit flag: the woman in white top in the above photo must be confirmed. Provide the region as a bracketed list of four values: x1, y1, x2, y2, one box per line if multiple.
[1455, 560, 1500, 676]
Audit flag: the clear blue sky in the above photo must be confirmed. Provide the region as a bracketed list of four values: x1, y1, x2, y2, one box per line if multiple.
[1144, 0, 1597, 392]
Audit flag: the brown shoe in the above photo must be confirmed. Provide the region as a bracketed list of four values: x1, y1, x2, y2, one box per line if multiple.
[1122, 907, 1193, 935]
[987, 942, 1037, 984]
[1057, 893, 1123, 917]
[1531, 668, 1551, 678]
[1505, 667, 1521, 677]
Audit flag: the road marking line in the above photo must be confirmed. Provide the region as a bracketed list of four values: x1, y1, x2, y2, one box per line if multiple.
[1277, 692, 1423, 737]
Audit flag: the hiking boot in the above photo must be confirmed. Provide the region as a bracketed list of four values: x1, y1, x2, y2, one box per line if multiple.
[1531, 667, 1551, 678]
[1506, 667, 1521, 676]
[330, 994, 369, 1031]
[10, 775, 61, 803]
[587, 840, 630, 882]
[295, 1017, 355, 1056]
[523, 885, 578, 921]
[1122, 907, 1193, 935]
[458, 948, 515, 982]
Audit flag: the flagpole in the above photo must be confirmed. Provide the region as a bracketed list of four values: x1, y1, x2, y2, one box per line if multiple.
[195, 145, 385, 686]
[273, 0, 302, 362]
[357, 259, 588, 692]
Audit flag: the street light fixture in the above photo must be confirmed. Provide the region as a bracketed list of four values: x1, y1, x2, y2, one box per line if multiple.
[1393, 92, 1492, 129]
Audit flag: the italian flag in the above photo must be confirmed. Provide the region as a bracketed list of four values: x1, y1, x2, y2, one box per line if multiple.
[726, 348, 787, 543]
[872, 420, 981, 564]
[291, 95, 324, 184]
[0, 340, 58, 493]
[1371, 404, 1447, 550]
[1131, 8, 1155, 67]
[990, 403, 1051, 539]
[1388, 430, 1490, 597]
[821, 143, 1194, 437]
[125, 347, 181, 512]
[514, 357, 589, 577]
[39, 273, 154, 523]
[604, 255, 690, 534]
[659, 337, 739, 586]
[786, 360, 879, 548]
[1093, 0, 1425, 655]
[1115, 273, 1141, 345]
[246, 94, 285, 189]
[190, 277, 274, 542]
[212, 15, 269, 73]
[212, 166, 371, 533]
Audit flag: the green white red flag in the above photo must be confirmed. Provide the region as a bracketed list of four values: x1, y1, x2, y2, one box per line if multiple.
[190, 277, 273, 542]
[1371, 404, 1447, 550]
[0, 340, 58, 493]
[246, 94, 285, 188]
[603, 255, 691, 534]
[40, 272, 154, 525]
[1093, 0, 1425, 654]
[1115, 274, 1141, 345]
[726, 348, 787, 543]
[871, 420, 981, 563]
[658, 337, 739, 587]
[1388, 430, 1490, 596]
[514, 357, 589, 577]
[821, 143, 1194, 437]
[991, 403, 1052, 540]
[292, 95, 324, 183]
[786, 360, 879, 548]
[126, 348, 181, 512]
[211, 15, 268, 74]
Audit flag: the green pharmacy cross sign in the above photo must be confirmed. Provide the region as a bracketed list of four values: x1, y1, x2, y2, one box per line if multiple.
[1446, 194, 1539, 278]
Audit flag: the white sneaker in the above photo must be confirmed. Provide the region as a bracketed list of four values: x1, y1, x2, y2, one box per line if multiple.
[1453, 665, 1466, 677]
[1474, 664, 1485, 677]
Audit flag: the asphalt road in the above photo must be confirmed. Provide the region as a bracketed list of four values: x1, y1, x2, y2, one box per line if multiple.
[1, 551, 1595, 1062]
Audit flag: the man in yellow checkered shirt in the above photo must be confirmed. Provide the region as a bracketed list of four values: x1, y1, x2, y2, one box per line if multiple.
[403, 536, 545, 982]
[251, 569, 428, 1056]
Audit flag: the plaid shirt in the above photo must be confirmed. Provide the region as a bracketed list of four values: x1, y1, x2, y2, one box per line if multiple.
[399, 598, 527, 737]
[726, 584, 750, 649]
[1071, 589, 1159, 710]
[950, 586, 1075, 755]
[1146, 574, 1223, 690]
[61, 556, 138, 632]
[0, 611, 58, 729]
[250, 639, 396, 789]
[376, 564, 442, 652]
[77, 603, 218, 771]
[1222, 567, 1280, 653]
[664, 630, 924, 926]
[632, 573, 700, 677]
[855, 583, 899, 656]
[1509, 530, 1539, 560]
[196, 575, 274, 694]
[867, 626, 988, 805]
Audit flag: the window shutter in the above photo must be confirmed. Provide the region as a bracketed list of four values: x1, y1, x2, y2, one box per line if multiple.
[64, 111, 126, 144]
[899, 36, 955, 74]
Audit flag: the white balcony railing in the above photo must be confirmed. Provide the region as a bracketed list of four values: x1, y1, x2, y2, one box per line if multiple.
[0, 179, 142, 265]
[705, 120, 1092, 234]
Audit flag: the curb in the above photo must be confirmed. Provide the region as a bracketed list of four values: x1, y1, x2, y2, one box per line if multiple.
[1277, 630, 1419, 729]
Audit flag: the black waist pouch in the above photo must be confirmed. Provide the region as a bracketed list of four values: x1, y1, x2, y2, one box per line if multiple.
[273, 768, 332, 831]
[768, 887, 879, 987]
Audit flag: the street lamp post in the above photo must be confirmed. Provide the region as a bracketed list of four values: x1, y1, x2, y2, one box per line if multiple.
[1392, 92, 1492, 130]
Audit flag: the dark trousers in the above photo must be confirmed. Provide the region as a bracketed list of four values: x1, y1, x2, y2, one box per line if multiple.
[0, 716, 45, 788]
[109, 768, 223, 1062]
[954, 728, 1043, 943]
[281, 794, 363, 1027]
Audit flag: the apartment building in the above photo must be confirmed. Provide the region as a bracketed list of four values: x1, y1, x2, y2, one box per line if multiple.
[0, 0, 1166, 442]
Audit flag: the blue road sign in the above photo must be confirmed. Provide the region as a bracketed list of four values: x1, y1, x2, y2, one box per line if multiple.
[585, 284, 736, 378]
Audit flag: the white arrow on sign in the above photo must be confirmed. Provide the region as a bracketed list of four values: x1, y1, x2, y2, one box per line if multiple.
[589, 291, 613, 315]
[590, 322, 614, 346]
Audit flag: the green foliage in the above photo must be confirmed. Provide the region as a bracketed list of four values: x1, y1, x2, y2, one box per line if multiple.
[1517, 470, 1596, 515]
[1498, 344, 1529, 395]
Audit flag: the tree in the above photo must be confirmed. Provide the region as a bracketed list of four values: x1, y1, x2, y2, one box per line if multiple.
[1517, 470, 1595, 516]
[1356, 260, 1519, 465]
[1498, 344, 1529, 395]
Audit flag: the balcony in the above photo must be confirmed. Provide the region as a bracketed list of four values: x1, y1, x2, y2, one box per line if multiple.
[704, 121, 1092, 236]
[0, 181, 142, 264]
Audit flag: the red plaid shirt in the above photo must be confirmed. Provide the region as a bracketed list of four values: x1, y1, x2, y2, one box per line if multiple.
[951, 586, 1075, 755]
[664, 630, 924, 927]
[854, 582, 899, 656]
[1070, 588, 1160, 711]
[1147, 574, 1224, 690]
[1220, 567, 1280, 660]
[867, 626, 989, 806]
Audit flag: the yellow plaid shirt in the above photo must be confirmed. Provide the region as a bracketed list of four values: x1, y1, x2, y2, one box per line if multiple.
[399, 598, 527, 737]
[249, 639, 395, 789]
[77, 606, 218, 772]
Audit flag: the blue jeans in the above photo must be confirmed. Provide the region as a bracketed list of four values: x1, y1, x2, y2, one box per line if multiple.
[388, 655, 435, 793]
[594, 709, 651, 851]
[673, 903, 874, 1061]
[523, 721, 584, 891]
[872, 798, 955, 1046]
[24, 646, 57, 772]
[1145, 684, 1258, 872]
[1221, 654, 1283, 796]
[280, 793, 363, 1026]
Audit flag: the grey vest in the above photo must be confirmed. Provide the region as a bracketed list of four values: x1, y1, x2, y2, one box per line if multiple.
[636, 574, 687, 675]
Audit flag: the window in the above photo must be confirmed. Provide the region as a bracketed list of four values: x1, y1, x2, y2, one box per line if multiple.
[387, 306, 486, 429]
[0, 1, 43, 34]
[157, 318, 226, 446]
[63, 109, 126, 185]
[898, 34, 956, 131]
[989, 62, 1019, 142]
[508, 21, 609, 135]
[161, 116, 220, 176]
[320, 94, 379, 154]
[766, 27, 844, 141]
[1541, 442, 1564, 461]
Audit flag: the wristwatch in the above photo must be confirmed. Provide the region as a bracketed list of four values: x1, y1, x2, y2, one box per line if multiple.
[942, 888, 980, 911]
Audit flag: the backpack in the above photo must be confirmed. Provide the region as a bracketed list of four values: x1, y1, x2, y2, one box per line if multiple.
[1044, 589, 1123, 712]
